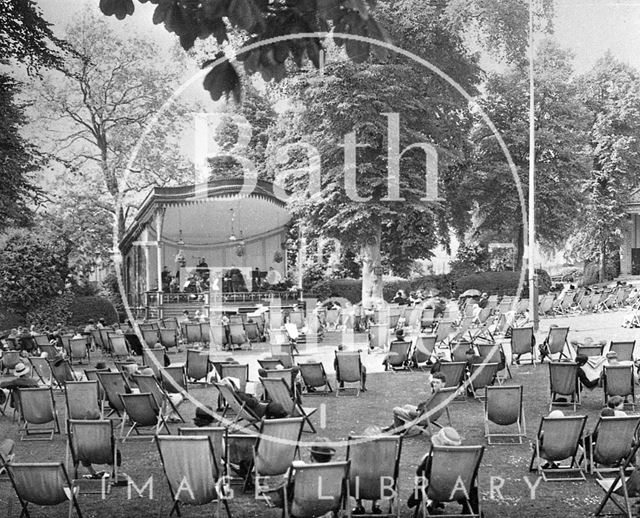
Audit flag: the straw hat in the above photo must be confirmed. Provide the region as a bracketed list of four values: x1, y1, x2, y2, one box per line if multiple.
[548, 410, 565, 419]
[431, 427, 462, 446]
[13, 363, 30, 377]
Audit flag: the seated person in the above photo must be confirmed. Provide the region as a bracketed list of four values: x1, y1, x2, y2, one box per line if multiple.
[384, 373, 447, 434]
[382, 329, 411, 371]
[575, 354, 600, 390]
[537, 409, 566, 469]
[131, 366, 184, 423]
[0, 362, 39, 406]
[219, 377, 288, 419]
[584, 407, 616, 464]
[607, 395, 627, 416]
[392, 290, 409, 305]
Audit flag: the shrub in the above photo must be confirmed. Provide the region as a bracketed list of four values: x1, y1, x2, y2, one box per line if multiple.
[25, 291, 75, 329]
[68, 296, 118, 326]
[309, 278, 362, 303]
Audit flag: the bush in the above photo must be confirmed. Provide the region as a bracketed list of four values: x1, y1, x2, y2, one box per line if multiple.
[68, 296, 119, 326]
[309, 278, 362, 303]
[455, 270, 551, 297]
[25, 291, 75, 329]
[0, 307, 25, 331]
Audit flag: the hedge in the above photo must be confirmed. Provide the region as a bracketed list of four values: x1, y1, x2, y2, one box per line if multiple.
[455, 269, 551, 296]
[68, 296, 119, 326]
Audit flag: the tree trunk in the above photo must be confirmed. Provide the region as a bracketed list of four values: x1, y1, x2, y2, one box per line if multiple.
[599, 240, 607, 283]
[360, 226, 383, 308]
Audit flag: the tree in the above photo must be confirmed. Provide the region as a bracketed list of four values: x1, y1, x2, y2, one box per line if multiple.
[571, 55, 640, 281]
[465, 39, 590, 268]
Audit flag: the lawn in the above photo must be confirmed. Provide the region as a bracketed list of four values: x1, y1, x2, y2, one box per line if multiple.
[0, 307, 638, 517]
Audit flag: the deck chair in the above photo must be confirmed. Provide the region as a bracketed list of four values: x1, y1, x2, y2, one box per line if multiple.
[299, 362, 333, 394]
[68, 338, 90, 365]
[1, 350, 21, 375]
[160, 365, 188, 395]
[179, 426, 227, 477]
[577, 344, 604, 357]
[32, 334, 50, 348]
[229, 322, 250, 350]
[477, 343, 510, 381]
[369, 323, 389, 351]
[220, 363, 249, 392]
[90, 329, 104, 352]
[245, 322, 262, 344]
[260, 377, 316, 433]
[417, 445, 484, 518]
[421, 308, 437, 329]
[156, 435, 231, 517]
[138, 322, 158, 331]
[603, 365, 636, 410]
[484, 385, 526, 444]
[141, 329, 160, 348]
[252, 417, 304, 499]
[285, 460, 350, 518]
[413, 387, 457, 436]
[159, 328, 179, 351]
[64, 381, 101, 421]
[439, 362, 467, 389]
[186, 348, 212, 384]
[529, 414, 587, 481]
[259, 368, 294, 391]
[108, 334, 130, 360]
[384, 340, 412, 371]
[142, 346, 166, 378]
[610, 341, 636, 362]
[95, 371, 130, 419]
[335, 351, 364, 396]
[347, 435, 402, 517]
[541, 326, 571, 361]
[28, 356, 52, 386]
[132, 373, 185, 423]
[119, 392, 169, 441]
[162, 317, 179, 330]
[588, 416, 640, 476]
[511, 327, 535, 364]
[214, 381, 261, 431]
[47, 358, 78, 389]
[548, 361, 580, 410]
[226, 433, 259, 486]
[258, 358, 285, 370]
[17, 387, 60, 440]
[68, 419, 120, 492]
[595, 441, 640, 518]
[272, 353, 295, 369]
[182, 323, 202, 346]
[412, 335, 437, 370]
[467, 362, 500, 400]
[6, 462, 83, 517]
[210, 323, 229, 349]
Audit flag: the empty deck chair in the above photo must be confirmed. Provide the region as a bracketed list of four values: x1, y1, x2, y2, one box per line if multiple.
[17, 387, 60, 440]
[335, 351, 364, 396]
[548, 361, 580, 410]
[69, 338, 90, 364]
[603, 365, 636, 409]
[587, 416, 640, 476]
[411, 335, 437, 370]
[529, 414, 587, 481]
[95, 371, 130, 419]
[540, 326, 571, 362]
[417, 445, 484, 518]
[156, 435, 231, 517]
[158, 327, 179, 351]
[108, 334, 130, 360]
[511, 327, 535, 365]
[214, 381, 261, 430]
[6, 462, 83, 517]
[299, 362, 333, 394]
[160, 365, 188, 395]
[64, 381, 101, 421]
[186, 348, 212, 384]
[347, 435, 402, 517]
[182, 323, 202, 346]
[260, 377, 317, 433]
[384, 340, 412, 371]
[484, 385, 526, 444]
[68, 419, 120, 491]
[47, 358, 77, 389]
[120, 392, 169, 441]
[609, 341, 636, 362]
[467, 362, 500, 400]
[285, 460, 350, 518]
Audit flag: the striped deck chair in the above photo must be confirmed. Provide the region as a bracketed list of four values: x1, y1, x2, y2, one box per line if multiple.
[6, 462, 83, 517]
[119, 392, 169, 441]
[529, 414, 587, 481]
[411, 335, 437, 370]
[285, 461, 351, 518]
[17, 387, 60, 440]
[603, 365, 636, 410]
[64, 381, 101, 421]
[484, 385, 526, 444]
[347, 435, 402, 517]
[549, 362, 580, 410]
[156, 435, 232, 517]
[299, 362, 333, 394]
[260, 377, 316, 433]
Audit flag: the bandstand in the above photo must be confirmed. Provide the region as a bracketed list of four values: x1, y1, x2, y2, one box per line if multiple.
[119, 179, 302, 320]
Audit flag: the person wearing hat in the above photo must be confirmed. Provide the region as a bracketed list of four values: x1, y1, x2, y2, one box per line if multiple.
[219, 377, 288, 419]
[0, 362, 39, 406]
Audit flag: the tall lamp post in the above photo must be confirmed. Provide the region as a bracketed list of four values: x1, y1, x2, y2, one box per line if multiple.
[528, 0, 539, 330]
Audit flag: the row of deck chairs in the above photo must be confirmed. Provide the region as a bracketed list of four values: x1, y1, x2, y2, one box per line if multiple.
[538, 285, 636, 316]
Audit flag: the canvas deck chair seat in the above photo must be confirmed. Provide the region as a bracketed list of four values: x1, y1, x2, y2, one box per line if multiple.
[299, 362, 333, 394]
[417, 445, 484, 518]
[588, 416, 640, 476]
[156, 435, 232, 517]
[108, 334, 130, 360]
[68, 419, 120, 493]
[214, 381, 261, 430]
[484, 385, 526, 444]
[141, 328, 160, 349]
[179, 426, 227, 477]
[347, 435, 402, 517]
[182, 323, 203, 346]
[162, 317, 179, 330]
[132, 373, 185, 423]
[229, 322, 250, 350]
[610, 341, 636, 362]
[47, 358, 78, 389]
[28, 356, 52, 386]
[244, 322, 262, 344]
[285, 460, 350, 518]
[260, 377, 316, 433]
[272, 353, 295, 369]
[577, 344, 604, 357]
[541, 326, 571, 362]
[548, 362, 580, 410]
[260, 368, 294, 391]
[595, 440, 640, 518]
[119, 392, 170, 441]
[7, 462, 83, 518]
[477, 343, 510, 381]
[421, 308, 437, 330]
[603, 365, 636, 409]
[17, 387, 60, 440]
[511, 327, 535, 365]
[186, 348, 212, 384]
[220, 364, 249, 392]
[142, 346, 166, 378]
[160, 365, 188, 395]
[69, 338, 90, 364]
[251, 417, 304, 498]
[159, 328, 179, 351]
[65, 381, 101, 421]
[335, 351, 364, 396]
[258, 358, 286, 371]
[385, 340, 412, 371]
[413, 387, 457, 436]
[529, 415, 587, 481]
[226, 433, 259, 486]
[467, 362, 500, 400]
[96, 371, 130, 419]
[1, 350, 20, 375]
[412, 335, 436, 370]
[438, 362, 467, 390]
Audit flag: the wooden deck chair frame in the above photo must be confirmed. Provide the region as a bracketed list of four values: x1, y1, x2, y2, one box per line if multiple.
[484, 385, 526, 444]
[179, 426, 228, 478]
[260, 377, 316, 433]
[95, 371, 130, 419]
[214, 381, 261, 431]
[603, 365, 636, 410]
[119, 392, 170, 441]
[467, 362, 500, 400]
[541, 326, 571, 361]
[418, 445, 484, 518]
[595, 440, 640, 518]
[298, 362, 333, 395]
[160, 365, 189, 395]
[182, 322, 203, 346]
[156, 435, 232, 518]
[285, 460, 351, 518]
[476, 343, 511, 381]
[132, 373, 185, 423]
[548, 362, 581, 411]
[17, 387, 60, 441]
[335, 351, 363, 396]
[186, 348, 212, 384]
[68, 419, 119, 493]
[413, 387, 457, 436]
[588, 416, 640, 476]
[159, 328, 179, 351]
[6, 462, 83, 518]
[64, 381, 101, 421]
[609, 341, 636, 362]
[347, 435, 402, 517]
[511, 327, 535, 365]
[69, 338, 90, 365]
[528, 415, 587, 481]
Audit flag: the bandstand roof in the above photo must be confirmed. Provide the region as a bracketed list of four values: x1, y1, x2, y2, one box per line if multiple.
[120, 179, 291, 252]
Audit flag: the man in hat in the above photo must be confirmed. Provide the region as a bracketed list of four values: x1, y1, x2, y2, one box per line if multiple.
[0, 362, 39, 406]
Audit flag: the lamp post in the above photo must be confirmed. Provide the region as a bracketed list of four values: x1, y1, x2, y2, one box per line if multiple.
[528, 0, 539, 330]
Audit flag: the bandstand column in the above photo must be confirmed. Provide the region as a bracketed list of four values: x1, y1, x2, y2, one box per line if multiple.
[155, 207, 166, 292]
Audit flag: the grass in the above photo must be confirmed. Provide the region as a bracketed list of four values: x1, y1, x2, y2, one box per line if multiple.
[0, 307, 638, 517]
